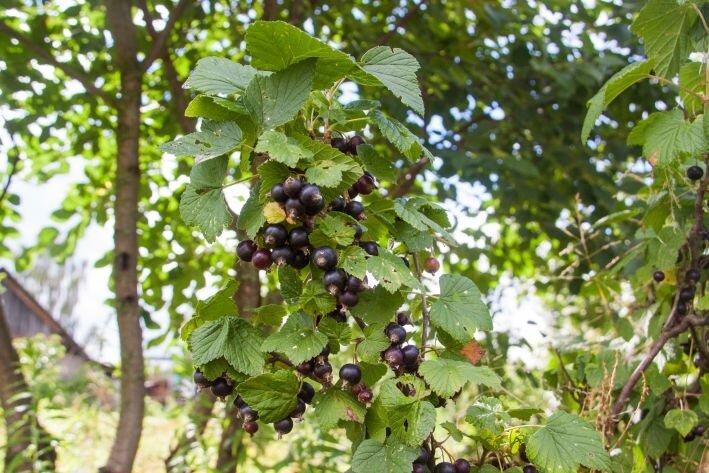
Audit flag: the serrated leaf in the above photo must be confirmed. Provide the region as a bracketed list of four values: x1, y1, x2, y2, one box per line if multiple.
[190, 317, 264, 376]
[679, 62, 705, 115]
[257, 161, 292, 202]
[263, 201, 286, 224]
[237, 370, 300, 423]
[379, 379, 436, 446]
[179, 158, 231, 243]
[637, 110, 707, 167]
[527, 412, 611, 473]
[300, 281, 336, 314]
[159, 120, 243, 163]
[309, 213, 358, 248]
[183, 57, 259, 95]
[261, 311, 327, 364]
[184, 95, 237, 121]
[350, 286, 405, 325]
[278, 266, 302, 305]
[357, 144, 397, 182]
[358, 47, 424, 116]
[312, 389, 366, 430]
[370, 110, 425, 160]
[394, 198, 455, 245]
[465, 397, 511, 435]
[180, 281, 238, 341]
[318, 316, 352, 348]
[305, 160, 353, 188]
[367, 248, 421, 293]
[255, 130, 314, 167]
[252, 304, 288, 326]
[430, 274, 492, 342]
[243, 60, 315, 130]
[339, 245, 369, 279]
[419, 358, 500, 398]
[351, 439, 419, 473]
[664, 408, 698, 436]
[236, 186, 266, 239]
[356, 323, 391, 363]
[293, 135, 363, 200]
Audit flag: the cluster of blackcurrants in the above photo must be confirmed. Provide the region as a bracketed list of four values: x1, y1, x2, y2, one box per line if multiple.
[382, 313, 420, 374]
[193, 370, 234, 398]
[652, 267, 702, 316]
[296, 345, 335, 385]
[412, 445, 470, 473]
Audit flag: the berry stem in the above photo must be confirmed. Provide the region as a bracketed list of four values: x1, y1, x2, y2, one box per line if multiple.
[412, 254, 431, 351]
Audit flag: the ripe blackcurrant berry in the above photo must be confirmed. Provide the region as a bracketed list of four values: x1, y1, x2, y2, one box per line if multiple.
[331, 136, 347, 152]
[324, 269, 348, 295]
[677, 302, 688, 315]
[270, 183, 287, 203]
[412, 464, 425, 473]
[236, 240, 257, 262]
[348, 185, 359, 199]
[285, 198, 304, 219]
[283, 177, 302, 198]
[338, 290, 359, 308]
[679, 287, 695, 302]
[312, 246, 338, 270]
[291, 251, 310, 269]
[523, 466, 538, 473]
[353, 224, 363, 241]
[252, 248, 272, 270]
[314, 362, 333, 383]
[243, 421, 259, 436]
[263, 224, 288, 248]
[386, 324, 407, 345]
[354, 174, 376, 195]
[360, 241, 379, 256]
[454, 459, 471, 473]
[435, 462, 456, 473]
[348, 135, 366, 154]
[415, 446, 430, 465]
[300, 184, 324, 213]
[298, 382, 315, 404]
[330, 197, 345, 212]
[326, 308, 347, 323]
[234, 395, 246, 408]
[320, 345, 331, 358]
[296, 360, 314, 376]
[397, 312, 411, 326]
[402, 345, 420, 366]
[519, 443, 529, 462]
[193, 370, 212, 388]
[339, 363, 362, 384]
[288, 227, 310, 250]
[346, 275, 365, 293]
[356, 387, 373, 404]
[424, 256, 441, 273]
[653, 271, 665, 282]
[211, 377, 234, 397]
[687, 165, 704, 181]
[274, 417, 294, 435]
[384, 346, 405, 366]
[687, 269, 701, 282]
[289, 398, 307, 418]
[345, 201, 366, 220]
[272, 246, 295, 267]
[240, 405, 259, 422]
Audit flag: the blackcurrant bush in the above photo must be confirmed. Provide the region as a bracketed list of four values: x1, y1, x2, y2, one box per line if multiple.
[338, 290, 359, 307]
[687, 165, 704, 181]
[330, 197, 345, 212]
[324, 269, 348, 295]
[346, 275, 365, 293]
[240, 405, 259, 422]
[312, 246, 338, 270]
[360, 241, 379, 256]
[300, 184, 324, 212]
[397, 312, 411, 326]
[339, 363, 362, 384]
[679, 287, 695, 302]
[313, 362, 333, 383]
[298, 382, 315, 404]
[653, 271, 665, 282]
[285, 198, 304, 219]
[354, 174, 376, 195]
[296, 360, 314, 376]
[326, 308, 347, 323]
[435, 462, 456, 473]
[523, 466, 538, 473]
[252, 248, 273, 270]
[424, 256, 441, 273]
[412, 464, 425, 473]
[454, 459, 470, 473]
[289, 227, 310, 250]
[353, 224, 363, 241]
[236, 240, 257, 262]
[687, 269, 701, 282]
[274, 417, 294, 435]
[348, 135, 366, 154]
[289, 398, 307, 418]
[270, 183, 287, 203]
[283, 177, 302, 198]
[384, 346, 405, 366]
[356, 387, 373, 404]
[345, 200, 366, 220]
[263, 224, 288, 248]
[331, 136, 347, 152]
[272, 246, 295, 267]
[386, 323, 407, 345]
[243, 421, 259, 436]
[193, 370, 212, 388]
[402, 345, 420, 366]
[211, 377, 234, 397]
[291, 251, 310, 269]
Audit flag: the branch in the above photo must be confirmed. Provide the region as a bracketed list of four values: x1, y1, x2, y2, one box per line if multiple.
[0, 20, 116, 106]
[0, 154, 19, 208]
[141, 0, 192, 72]
[375, 3, 423, 45]
[412, 254, 431, 351]
[389, 155, 430, 198]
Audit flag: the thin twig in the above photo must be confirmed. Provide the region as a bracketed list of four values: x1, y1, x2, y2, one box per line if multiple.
[0, 154, 19, 207]
[140, 0, 193, 71]
[412, 254, 430, 351]
[389, 156, 430, 198]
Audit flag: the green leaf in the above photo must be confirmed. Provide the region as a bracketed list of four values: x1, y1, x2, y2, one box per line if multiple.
[350, 286, 405, 325]
[357, 144, 397, 181]
[679, 62, 705, 115]
[190, 317, 264, 376]
[300, 281, 336, 314]
[255, 130, 314, 167]
[293, 135, 363, 200]
[356, 323, 391, 363]
[465, 397, 511, 435]
[185, 95, 238, 121]
[419, 358, 500, 398]
[245, 20, 357, 89]
[179, 157, 232, 243]
[630, 0, 696, 78]
[367, 248, 421, 293]
[370, 110, 426, 160]
[636, 110, 707, 167]
[180, 281, 238, 341]
[351, 439, 419, 473]
[261, 311, 327, 364]
[309, 213, 358, 248]
[158, 120, 243, 163]
[664, 408, 698, 436]
[358, 47, 424, 116]
[581, 60, 654, 142]
[338, 245, 369, 279]
[430, 274, 492, 342]
[257, 161, 292, 202]
[312, 388, 367, 429]
[243, 60, 315, 130]
[183, 57, 259, 95]
[278, 266, 303, 305]
[237, 370, 300, 423]
[379, 379, 436, 446]
[393, 197, 455, 245]
[527, 412, 611, 473]
[236, 185, 266, 239]
[252, 304, 288, 326]
[318, 316, 352, 348]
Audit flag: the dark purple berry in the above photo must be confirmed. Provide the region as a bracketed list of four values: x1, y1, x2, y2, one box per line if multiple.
[354, 174, 376, 195]
[263, 224, 288, 248]
[454, 459, 470, 473]
[289, 398, 307, 418]
[346, 275, 365, 293]
[348, 186, 359, 199]
[653, 271, 665, 282]
[384, 346, 404, 366]
[193, 370, 212, 388]
[252, 248, 273, 270]
[298, 382, 315, 404]
[351, 383, 366, 396]
[300, 184, 324, 213]
[679, 287, 695, 302]
[424, 256, 440, 273]
[360, 241, 379, 256]
[236, 240, 257, 262]
[523, 466, 538, 473]
[324, 269, 348, 295]
[412, 465, 425, 473]
[414, 446, 431, 464]
[274, 417, 294, 435]
[519, 443, 529, 462]
[288, 227, 310, 250]
[339, 363, 362, 384]
[270, 183, 287, 203]
[326, 308, 347, 323]
[331, 136, 347, 152]
[291, 251, 309, 269]
[320, 345, 331, 358]
[353, 224, 363, 240]
[240, 405, 259, 422]
[687, 269, 701, 282]
[283, 177, 302, 198]
[285, 198, 304, 219]
[687, 165, 704, 181]
[397, 312, 411, 326]
[272, 246, 295, 267]
[296, 360, 314, 376]
[677, 302, 688, 315]
[338, 291, 359, 308]
[330, 197, 345, 212]
[435, 462, 456, 473]
[312, 246, 338, 270]
[243, 421, 259, 436]
[348, 135, 366, 154]
[313, 362, 333, 383]
[402, 345, 420, 366]
[357, 387, 373, 404]
[234, 395, 246, 408]
[386, 324, 407, 345]
[345, 200, 366, 220]
[211, 377, 234, 397]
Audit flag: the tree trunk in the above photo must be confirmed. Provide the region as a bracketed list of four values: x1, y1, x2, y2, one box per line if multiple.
[101, 1, 145, 472]
[0, 298, 56, 472]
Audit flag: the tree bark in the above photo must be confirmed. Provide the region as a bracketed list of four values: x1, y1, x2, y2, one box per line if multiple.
[0, 298, 56, 472]
[101, 1, 146, 472]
